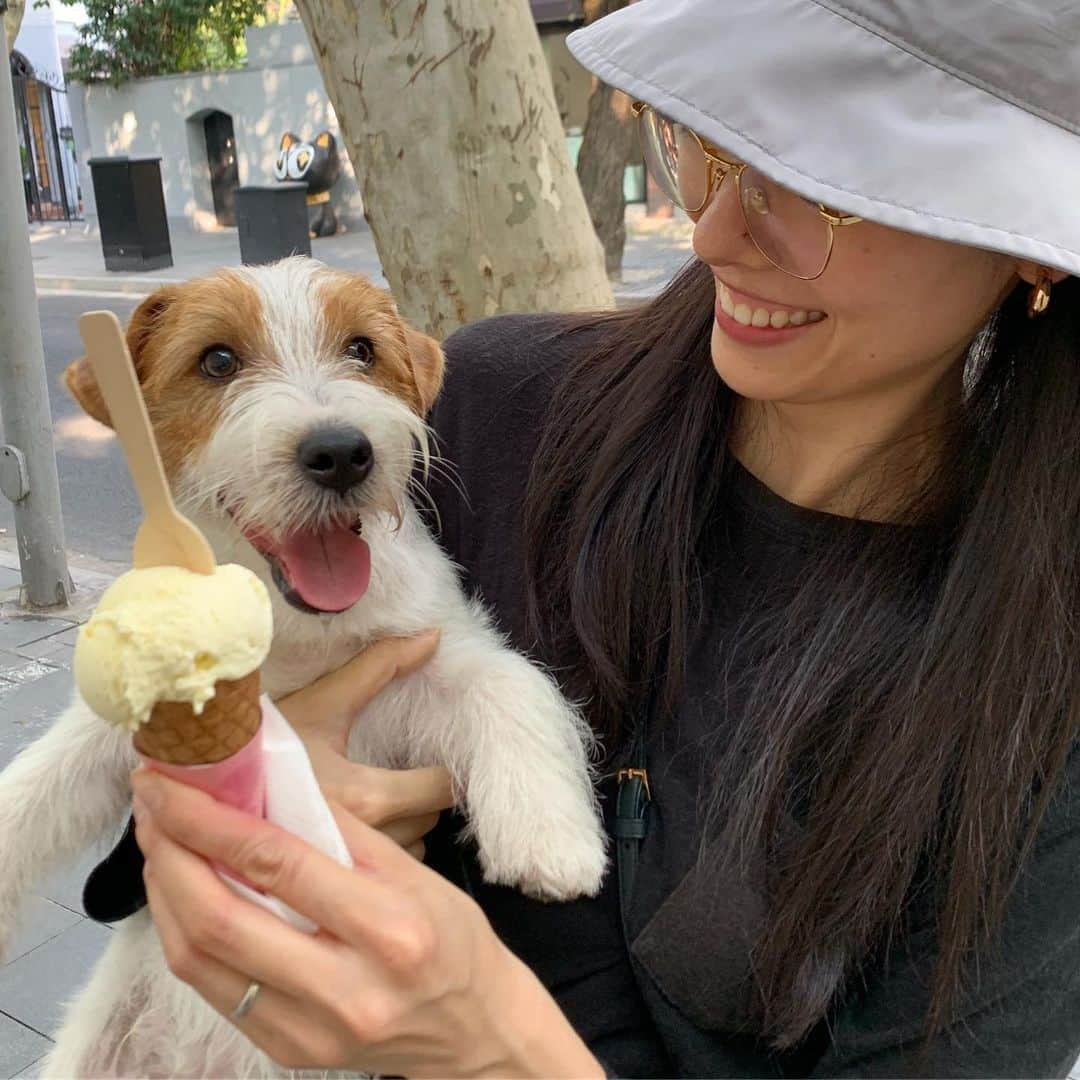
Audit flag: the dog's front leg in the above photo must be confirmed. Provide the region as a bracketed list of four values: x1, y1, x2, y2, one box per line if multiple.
[354, 607, 608, 901]
[0, 693, 134, 959]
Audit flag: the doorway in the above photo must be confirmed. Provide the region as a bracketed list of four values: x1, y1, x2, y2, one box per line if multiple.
[203, 110, 238, 227]
[11, 51, 80, 222]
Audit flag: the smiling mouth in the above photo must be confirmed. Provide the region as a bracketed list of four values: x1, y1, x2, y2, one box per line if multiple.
[716, 281, 826, 329]
[225, 505, 372, 615]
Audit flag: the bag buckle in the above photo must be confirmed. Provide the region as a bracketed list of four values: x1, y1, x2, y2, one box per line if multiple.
[616, 767, 651, 801]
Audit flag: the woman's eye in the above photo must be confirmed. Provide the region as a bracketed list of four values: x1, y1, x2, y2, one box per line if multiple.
[345, 336, 375, 369]
[199, 346, 241, 380]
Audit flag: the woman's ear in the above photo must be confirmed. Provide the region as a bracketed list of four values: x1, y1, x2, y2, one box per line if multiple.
[1015, 260, 1070, 286]
[404, 326, 446, 415]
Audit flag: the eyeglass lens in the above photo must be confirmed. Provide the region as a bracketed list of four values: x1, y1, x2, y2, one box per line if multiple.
[638, 108, 832, 278]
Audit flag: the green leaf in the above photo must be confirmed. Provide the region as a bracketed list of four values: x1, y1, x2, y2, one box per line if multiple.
[67, 0, 267, 85]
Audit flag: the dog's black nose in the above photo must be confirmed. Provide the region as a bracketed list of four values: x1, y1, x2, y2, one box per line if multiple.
[297, 427, 374, 494]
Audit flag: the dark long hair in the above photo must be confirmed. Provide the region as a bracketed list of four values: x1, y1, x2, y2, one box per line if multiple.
[524, 258, 1080, 1048]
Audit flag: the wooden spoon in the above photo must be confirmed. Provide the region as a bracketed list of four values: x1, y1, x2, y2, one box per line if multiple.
[77, 310, 216, 575]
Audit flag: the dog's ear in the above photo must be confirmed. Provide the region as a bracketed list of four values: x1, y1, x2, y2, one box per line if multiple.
[404, 326, 446, 415]
[124, 286, 180, 374]
[62, 352, 110, 427]
[62, 286, 179, 428]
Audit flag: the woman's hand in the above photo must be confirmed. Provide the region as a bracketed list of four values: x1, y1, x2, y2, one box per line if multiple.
[278, 631, 454, 860]
[131, 771, 603, 1078]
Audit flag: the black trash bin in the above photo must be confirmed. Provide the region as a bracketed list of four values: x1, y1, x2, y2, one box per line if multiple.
[234, 183, 311, 266]
[87, 156, 173, 272]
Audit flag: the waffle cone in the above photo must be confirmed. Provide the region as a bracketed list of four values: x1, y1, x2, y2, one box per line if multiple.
[133, 669, 262, 765]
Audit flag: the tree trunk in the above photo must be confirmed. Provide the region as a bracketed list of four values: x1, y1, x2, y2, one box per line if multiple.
[293, 0, 614, 337]
[575, 0, 635, 277]
[4, 0, 27, 53]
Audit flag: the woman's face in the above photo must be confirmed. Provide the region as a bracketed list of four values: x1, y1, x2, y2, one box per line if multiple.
[692, 176, 1020, 407]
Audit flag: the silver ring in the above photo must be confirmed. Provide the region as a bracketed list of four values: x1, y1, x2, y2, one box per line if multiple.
[231, 979, 262, 1020]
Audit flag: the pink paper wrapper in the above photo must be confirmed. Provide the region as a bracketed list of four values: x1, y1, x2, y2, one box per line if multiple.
[139, 720, 266, 886]
[139, 720, 266, 816]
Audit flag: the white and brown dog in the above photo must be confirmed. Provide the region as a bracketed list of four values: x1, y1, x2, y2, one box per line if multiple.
[0, 258, 606, 1078]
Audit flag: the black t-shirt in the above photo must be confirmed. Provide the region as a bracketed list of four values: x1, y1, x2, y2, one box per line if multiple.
[423, 313, 1080, 1079]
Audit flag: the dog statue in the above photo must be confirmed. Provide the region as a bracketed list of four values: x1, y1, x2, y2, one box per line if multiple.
[275, 132, 344, 239]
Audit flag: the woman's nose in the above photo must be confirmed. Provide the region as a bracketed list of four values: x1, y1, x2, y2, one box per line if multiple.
[691, 175, 762, 269]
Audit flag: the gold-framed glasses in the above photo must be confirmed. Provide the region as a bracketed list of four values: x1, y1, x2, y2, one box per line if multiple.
[632, 102, 861, 280]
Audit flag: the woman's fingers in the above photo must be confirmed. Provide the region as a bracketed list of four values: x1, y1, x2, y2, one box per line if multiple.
[137, 802, 357, 1001]
[380, 811, 442, 849]
[345, 765, 455, 827]
[304, 760, 454, 829]
[280, 631, 440, 730]
[144, 873, 346, 1070]
[133, 771, 430, 955]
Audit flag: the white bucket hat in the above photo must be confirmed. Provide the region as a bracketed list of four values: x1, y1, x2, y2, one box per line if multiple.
[567, 0, 1080, 277]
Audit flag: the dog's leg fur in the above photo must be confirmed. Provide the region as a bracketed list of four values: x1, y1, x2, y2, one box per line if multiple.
[349, 599, 608, 901]
[0, 694, 134, 960]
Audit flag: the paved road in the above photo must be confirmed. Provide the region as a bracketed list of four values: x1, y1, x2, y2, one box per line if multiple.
[0, 292, 141, 566]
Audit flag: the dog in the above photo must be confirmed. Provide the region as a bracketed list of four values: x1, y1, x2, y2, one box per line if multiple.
[0, 258, 607, 1078]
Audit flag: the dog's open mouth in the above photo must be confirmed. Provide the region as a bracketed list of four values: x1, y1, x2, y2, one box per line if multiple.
[233, 513, 371, 615]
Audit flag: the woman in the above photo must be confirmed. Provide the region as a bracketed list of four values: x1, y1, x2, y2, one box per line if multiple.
[123, 1, 1080, 1076]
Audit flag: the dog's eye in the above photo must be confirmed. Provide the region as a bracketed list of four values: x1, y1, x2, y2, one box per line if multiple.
[345, 337, 375, 369]
[199, 346, 241, 380]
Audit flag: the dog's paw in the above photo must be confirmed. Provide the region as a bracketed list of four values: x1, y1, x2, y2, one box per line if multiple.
[476, 806, 608, 902]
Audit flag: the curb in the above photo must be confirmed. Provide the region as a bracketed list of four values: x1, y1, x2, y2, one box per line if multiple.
[35, 274, 165, 297]
[37, 275, 671, 304]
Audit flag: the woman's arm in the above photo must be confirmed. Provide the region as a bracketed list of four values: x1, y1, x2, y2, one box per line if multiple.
[131, 767, 604, 1078]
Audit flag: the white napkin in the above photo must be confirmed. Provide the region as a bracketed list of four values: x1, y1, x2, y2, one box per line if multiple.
[223, 698, 352, 932]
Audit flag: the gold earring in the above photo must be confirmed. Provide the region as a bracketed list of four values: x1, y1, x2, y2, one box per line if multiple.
[1027, 268, 1053, 318]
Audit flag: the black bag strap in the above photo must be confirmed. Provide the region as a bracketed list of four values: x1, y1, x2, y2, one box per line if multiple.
[613, 722, 650, 920]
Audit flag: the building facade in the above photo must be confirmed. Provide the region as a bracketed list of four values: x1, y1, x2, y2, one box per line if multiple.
[69, 4, 625, 233]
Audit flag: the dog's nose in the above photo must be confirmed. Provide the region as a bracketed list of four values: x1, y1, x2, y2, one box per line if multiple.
[297, 427, 374, 494]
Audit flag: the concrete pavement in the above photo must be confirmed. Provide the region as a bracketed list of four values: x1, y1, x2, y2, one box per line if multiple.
[0, 549, 117, 1079]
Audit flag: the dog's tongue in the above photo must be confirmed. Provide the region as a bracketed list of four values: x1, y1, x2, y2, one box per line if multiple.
[277, 525, 371, 613]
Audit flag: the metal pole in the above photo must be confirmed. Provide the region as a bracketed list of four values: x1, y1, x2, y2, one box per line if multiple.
[0, 6, 72, 608]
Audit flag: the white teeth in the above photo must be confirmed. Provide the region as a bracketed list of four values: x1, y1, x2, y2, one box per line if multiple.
[718, 282, 823, 330]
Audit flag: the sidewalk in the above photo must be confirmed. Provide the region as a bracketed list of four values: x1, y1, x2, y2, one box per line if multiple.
[0, 550, 117, 1079]
[29, 204, 695, 304]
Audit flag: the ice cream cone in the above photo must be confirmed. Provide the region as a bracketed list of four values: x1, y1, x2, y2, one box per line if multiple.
[133, 669, 262, 766]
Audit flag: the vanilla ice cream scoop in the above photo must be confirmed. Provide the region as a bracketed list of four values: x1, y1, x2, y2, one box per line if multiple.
[74, 564, 273, 732]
